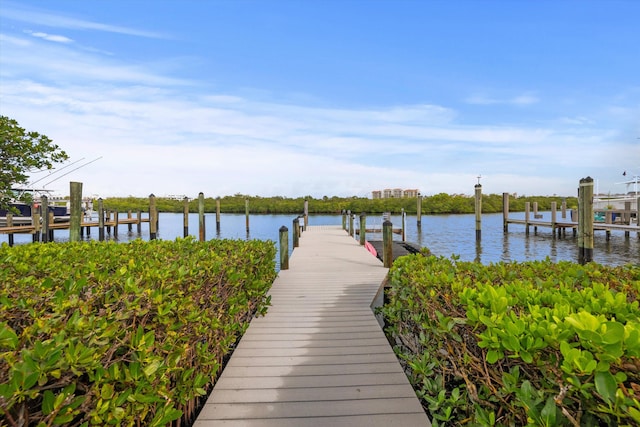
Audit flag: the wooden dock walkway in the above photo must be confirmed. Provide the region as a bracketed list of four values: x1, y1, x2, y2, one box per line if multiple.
[194, 225, 430, 426]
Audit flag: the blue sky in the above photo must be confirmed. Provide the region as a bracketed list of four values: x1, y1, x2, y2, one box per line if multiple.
[1, 0, 638, 199]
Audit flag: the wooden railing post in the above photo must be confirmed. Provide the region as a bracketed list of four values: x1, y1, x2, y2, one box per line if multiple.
[359, 213, 366, 245]
[198, 192, 205, 242]
[503, 192, 509, 232]
[279, 226, 289, 270]
[303, 199, 309, 230]
[383, 220, 393, 268]
[342, 210, 347, 231]
[348, 210, 354, 238]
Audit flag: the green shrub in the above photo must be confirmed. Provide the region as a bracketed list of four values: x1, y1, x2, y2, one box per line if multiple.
[382, 254, 640, 426]
[0, 238, 276, 426]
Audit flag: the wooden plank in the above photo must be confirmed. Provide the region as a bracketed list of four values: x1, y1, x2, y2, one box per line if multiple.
[194, 225, 430, 426]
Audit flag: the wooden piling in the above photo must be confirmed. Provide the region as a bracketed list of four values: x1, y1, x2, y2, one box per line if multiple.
[7, 213, 14, 246]
[342, 210, 347, 231]
[359, 213, 366, 245]
[624, 201, 631, 238]
[245, 199, 250, 233]
[605, 210, 613, 241]
[503, 192, 509, 232]
[136, 211, 142, 234]
[383, 220, 393, 268]
[127, 210, 133, 232]
[216, 197, 221, 232]
[198, 192, 205, 242]
[279, 226, 289, 270]
[183, 197, 189, 238]
[416, 194, 422, 227]
[304, 199, 309, 230]
[69, 181, 83, 242]
[293, 217, 300, 248]
[32, 208, 40, 243]
[48, 211, 54, 241]
[525, 202, 530, 235]
[561, 198, 567, 219]
[401, 209, 406, 242]
[348, 210, 354, 238]
[578, 177, 594, 264]
[533, 202, 539, 233]
[113, 210, 119, 238]
[551, 202, 557, 237]
[149, 194, 158, 240]
[98, 198, 105, 241]
[474, 184, 482, 241]
[41, 195, 50, 243]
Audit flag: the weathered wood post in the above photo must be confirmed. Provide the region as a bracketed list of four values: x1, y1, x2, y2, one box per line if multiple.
[525, 202, 530, 235]
[149, 194, 157, 240]
[98, 198, 105, 241]
[6, 213, 14, 246]
[183, 197, 189, 238]
[342, 210, 347, 231]
[561, 198, 567, 219]
[279, 226, 289, 270]
[551, 202, 557, 238]
[416, 194, 422, 228]
[533, 202, 539, 234]
[348, 210, 354, 238]
[474, 184, 482, 241]
[69, 181, 83, 242]
[605, 209, 613, 241]
[136, 211, 142, 234]
[216, 197, 221, 232]
[359, 213, 366, 245]
[41, 195, 50, 243]
[48, 211, 54, 241]
[624, 201, 632, 238]
[31, 205, 39, 243]
[401, 209, 406, 242]
[245, 198, 250, 233]
[113, 210, 119, 238]
[503, 192, 509, 232]
[637, 196, 640, 239]
[293, 217, 300, 248]
[304, 199, 309, 231]
[578, 177, 594, 264]
[383, 220, 393, 268]
[198, 192, 205, 242]
[127, 210, 133, 232]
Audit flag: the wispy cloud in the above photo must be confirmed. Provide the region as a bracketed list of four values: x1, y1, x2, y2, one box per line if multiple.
[1, 2, 166, 38]
[465, 92, 539, 106]
[26, 30, 73, 43]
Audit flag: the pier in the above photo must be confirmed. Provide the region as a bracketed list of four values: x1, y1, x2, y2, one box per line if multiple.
[194, 225, 430, 426]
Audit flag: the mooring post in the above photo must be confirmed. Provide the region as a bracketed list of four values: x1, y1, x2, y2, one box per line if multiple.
[279, 226, 289, 270]
[69, 181, 83, 242]
[304, 199, 309, 231]
[348, 210, 354, 238]
[127, 210, 133, 233]
[216, 197, 221, 232]
[417, 194, 422, 228]
[136, 211, 142, 234]
[293, 217, 300, 248]
[605, 210, 613, 241]
[48, 211, 54, 241]
[502, 192, 509, 232]
[551, 202, 557, 238]
[624, 201, 632, 238]
[525, 202, 530, 235]
[198, 192, 205, 242]
[359, 213, 366, 245]
[7, 213, 14, 246]
[561, 198, 567, 219]
[98, 198, 105, 241]
[149, 194, 157, 240]
[245, 198, 250, 233]
[401, 209, 406, 242]
[383, 220, 393, 268]
[342, 210, 347, 231]
[31, 206, 40, 243]
[183, 197, 189, 238]
[113, 210, 119, 238]
[578, 177, 594, 264]
[41, 195, 49, 243]
[474, 184, 482, 241]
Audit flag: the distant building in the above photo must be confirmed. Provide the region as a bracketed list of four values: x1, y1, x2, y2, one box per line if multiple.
[372, 188, 421, 199]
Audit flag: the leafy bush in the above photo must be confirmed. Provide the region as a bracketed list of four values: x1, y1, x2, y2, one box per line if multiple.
[0, 238, 276, 426]
[382, 255, 640, 426]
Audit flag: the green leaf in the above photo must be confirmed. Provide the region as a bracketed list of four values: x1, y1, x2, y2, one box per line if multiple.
[0, 322, 19, 350]
[594, 371, 617, 404]
[486, 350, 501, 364]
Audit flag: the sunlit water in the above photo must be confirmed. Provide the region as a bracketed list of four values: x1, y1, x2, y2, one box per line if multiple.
[2, 212, 638, 266]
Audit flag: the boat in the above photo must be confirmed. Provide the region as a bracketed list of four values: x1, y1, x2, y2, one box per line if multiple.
[0, 188, 70, 227]
[594, 173, 639, 224]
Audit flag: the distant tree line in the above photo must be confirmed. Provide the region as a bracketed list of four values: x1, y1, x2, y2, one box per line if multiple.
[101, 193, 578, 215]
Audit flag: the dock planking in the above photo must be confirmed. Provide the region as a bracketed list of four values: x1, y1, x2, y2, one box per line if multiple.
[193, 225, 431, 426]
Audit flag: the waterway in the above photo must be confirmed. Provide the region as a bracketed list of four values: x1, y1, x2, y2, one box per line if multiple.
[1, 212, 638, 266]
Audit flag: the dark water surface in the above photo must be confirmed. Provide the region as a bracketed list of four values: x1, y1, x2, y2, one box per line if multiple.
[2, 212, 638, 266]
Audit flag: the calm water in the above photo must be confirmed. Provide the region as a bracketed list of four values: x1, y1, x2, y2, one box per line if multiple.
[2, 212, 638, 266]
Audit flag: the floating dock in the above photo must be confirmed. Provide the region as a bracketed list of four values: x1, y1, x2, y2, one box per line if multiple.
[193, 225, 430, 426]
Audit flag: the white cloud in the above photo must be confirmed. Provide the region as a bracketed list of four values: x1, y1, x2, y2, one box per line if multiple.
[465, 92, 539, 106]
[27, 31, 73, 43]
